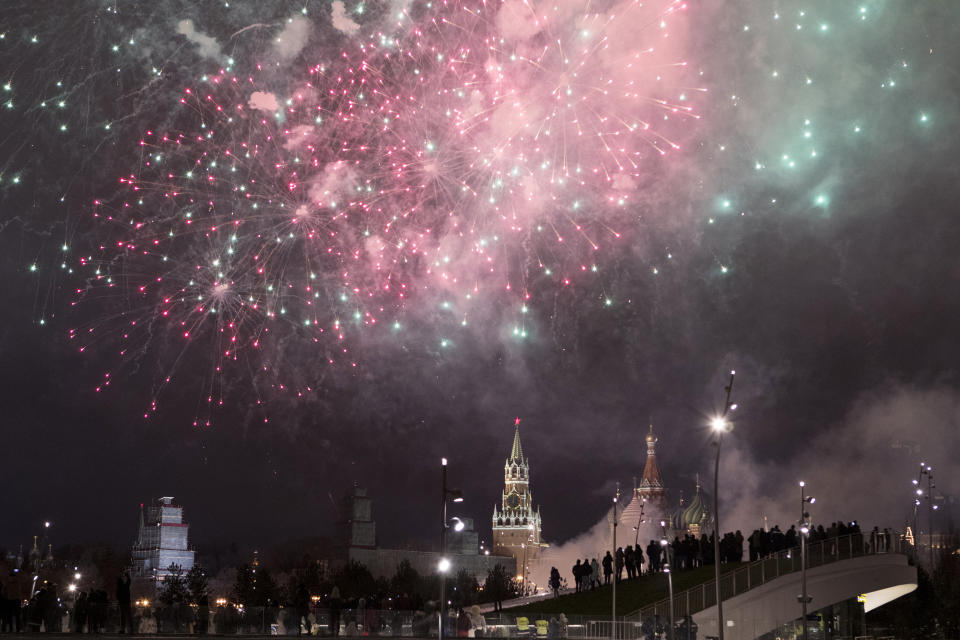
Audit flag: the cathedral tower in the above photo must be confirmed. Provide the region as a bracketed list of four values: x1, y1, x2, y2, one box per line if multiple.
[492, 419, 542, 581]
[620, 423, 669, 535]
[638, 424, 667, 514]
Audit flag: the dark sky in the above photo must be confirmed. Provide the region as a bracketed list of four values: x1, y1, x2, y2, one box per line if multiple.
[1, 0, 959, 556]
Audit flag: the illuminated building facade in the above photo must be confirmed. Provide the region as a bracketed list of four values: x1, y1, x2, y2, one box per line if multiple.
[131, 497, 195, 584]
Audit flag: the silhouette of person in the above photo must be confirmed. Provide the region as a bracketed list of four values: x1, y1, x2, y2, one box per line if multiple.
[116, 572, 132, 634]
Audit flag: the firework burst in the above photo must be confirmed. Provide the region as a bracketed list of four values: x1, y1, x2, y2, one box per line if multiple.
[71, 0, 699, 418]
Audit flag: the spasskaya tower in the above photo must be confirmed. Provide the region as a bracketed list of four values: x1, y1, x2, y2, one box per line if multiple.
[492, 418, 542, 579]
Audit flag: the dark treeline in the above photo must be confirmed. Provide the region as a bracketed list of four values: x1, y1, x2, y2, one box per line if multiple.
[0, 542, 518, 635]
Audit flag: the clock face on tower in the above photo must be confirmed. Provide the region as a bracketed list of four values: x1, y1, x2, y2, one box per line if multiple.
[506, 493, 521, 509]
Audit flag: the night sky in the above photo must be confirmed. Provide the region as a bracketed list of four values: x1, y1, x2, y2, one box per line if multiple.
[1, 0, 959, 555]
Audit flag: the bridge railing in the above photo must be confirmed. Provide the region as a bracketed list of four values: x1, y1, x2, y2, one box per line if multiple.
[625, 532, 908, 622]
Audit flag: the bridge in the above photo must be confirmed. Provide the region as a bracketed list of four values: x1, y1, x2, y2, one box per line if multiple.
[628, 533, 917, 640]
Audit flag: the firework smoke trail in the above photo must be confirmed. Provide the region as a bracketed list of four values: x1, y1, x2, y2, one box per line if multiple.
[63, 0, 699, 421]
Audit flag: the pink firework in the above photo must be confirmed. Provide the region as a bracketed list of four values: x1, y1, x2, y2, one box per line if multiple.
[74, 0, 700, 416]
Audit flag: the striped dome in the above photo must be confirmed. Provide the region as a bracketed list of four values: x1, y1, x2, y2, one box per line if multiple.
[681, 483, 710, 529]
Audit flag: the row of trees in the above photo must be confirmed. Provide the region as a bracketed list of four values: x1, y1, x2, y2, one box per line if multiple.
[158, 558, 519, 611]
[157, 565, 210, 607]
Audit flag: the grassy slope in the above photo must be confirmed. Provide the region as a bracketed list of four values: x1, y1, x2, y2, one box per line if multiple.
[504, 564, 745, 617]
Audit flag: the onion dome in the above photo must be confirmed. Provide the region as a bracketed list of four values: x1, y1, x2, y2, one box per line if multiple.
[682, 478, 710, 530]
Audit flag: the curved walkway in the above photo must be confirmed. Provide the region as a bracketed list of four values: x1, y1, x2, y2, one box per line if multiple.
[692, 552, 916, 640]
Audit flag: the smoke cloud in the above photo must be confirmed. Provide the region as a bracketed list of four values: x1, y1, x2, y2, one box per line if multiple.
[331, 1, 360, 36]
[176, 19, 222, 60]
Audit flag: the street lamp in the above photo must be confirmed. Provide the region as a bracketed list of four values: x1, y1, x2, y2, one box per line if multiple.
[440, 458, 464, 640]
[633, 498, 647, 549]
[917, 463, 935, 570]
[660, 521, 674, 640]
[611, 483, 621, 640]
[711, 370, 736, 640]
[30, 520, 54, 598]
[520, 524, 535, 596]
[798, 482, 815, 640]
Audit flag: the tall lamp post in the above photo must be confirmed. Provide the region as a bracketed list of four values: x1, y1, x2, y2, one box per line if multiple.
[710, 370, 736, 640]
[798, 482, 815, 640]
[633, 498, 647, 548]
[439, 458, 464, 640]
[916, 463, 935, 570]
[520, 524, 535, 596]
[611, 483, 621, 640]
[660, 521, 675, 640]
[30, 520, 54, 598]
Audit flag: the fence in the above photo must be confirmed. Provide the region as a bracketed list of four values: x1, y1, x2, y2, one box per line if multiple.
[5, 604, 443, 636]
[6, 605, 609, 637]
[626, 532, 908, 624]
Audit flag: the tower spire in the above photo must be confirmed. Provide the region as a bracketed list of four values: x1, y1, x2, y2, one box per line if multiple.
[640, 423, 663, 489]
[510, 417, 523, 462]
[493, 417, 542, 579]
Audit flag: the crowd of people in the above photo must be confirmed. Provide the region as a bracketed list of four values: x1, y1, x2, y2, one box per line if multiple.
[549, 531, 746, 597]
[746, 521, 879, 560]
[0, 583, 119, 633]
[548, 519, 885, 598]
[0, 572, 174, 635]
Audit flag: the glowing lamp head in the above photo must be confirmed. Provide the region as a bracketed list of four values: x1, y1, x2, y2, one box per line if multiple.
[438, 558, 451, 573]
[441, 457, 448, 466]
[711, 417, 730, 433]
[452, 517, 465, 532]
[799, 481, 805, 487]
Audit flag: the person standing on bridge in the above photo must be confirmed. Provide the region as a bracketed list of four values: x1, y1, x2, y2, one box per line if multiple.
[624, 545, 636, 579]
[549, 567, 561, 598]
